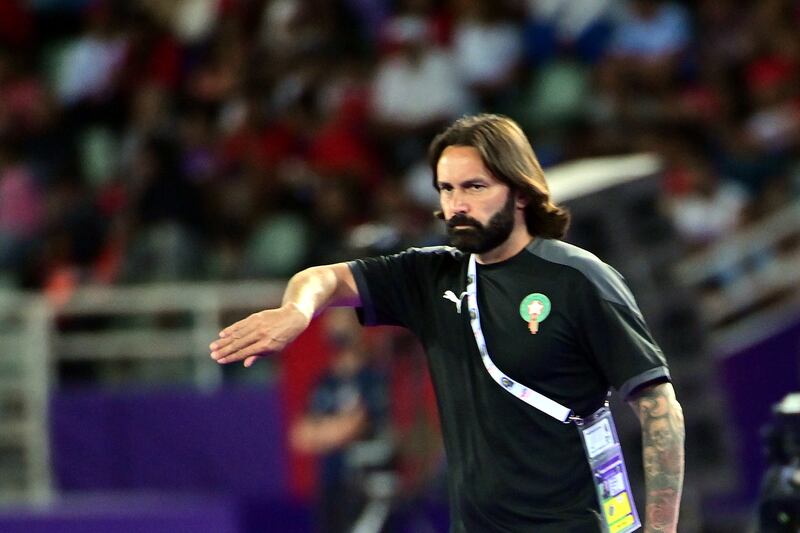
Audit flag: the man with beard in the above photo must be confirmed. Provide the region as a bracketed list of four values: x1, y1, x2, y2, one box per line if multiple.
[210, 114, 685, 533]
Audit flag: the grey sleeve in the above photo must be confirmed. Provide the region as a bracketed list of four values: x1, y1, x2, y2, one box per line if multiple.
[572, 270, 671, 400]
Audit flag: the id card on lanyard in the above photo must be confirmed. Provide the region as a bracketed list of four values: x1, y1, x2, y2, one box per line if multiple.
[465, 255, 641, 533]
[576, 404, 641, 533]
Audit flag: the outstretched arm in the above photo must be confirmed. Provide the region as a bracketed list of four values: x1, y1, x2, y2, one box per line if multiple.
[628, 382, 685, 533]
[209, 263, 360, 367]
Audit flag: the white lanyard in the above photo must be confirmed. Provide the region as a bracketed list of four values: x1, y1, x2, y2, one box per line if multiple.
[466, 254, 574, 423]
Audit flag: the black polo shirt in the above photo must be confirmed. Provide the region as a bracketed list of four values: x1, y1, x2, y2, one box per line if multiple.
[349, 238, 670, 532]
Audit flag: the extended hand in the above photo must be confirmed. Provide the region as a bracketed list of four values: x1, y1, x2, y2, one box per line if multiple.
[209, 304, 311, 367]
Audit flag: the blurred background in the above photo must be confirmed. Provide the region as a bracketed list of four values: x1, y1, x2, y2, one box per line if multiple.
[0, 0, 799, 531]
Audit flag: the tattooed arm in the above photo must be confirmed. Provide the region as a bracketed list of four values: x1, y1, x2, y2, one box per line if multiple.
[628, 382, 685, 533]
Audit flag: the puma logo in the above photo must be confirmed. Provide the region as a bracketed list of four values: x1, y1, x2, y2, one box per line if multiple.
[443, 290, 468, 313]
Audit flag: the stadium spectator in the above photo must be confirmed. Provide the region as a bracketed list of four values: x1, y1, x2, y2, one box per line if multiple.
[290, 309, 392, 533]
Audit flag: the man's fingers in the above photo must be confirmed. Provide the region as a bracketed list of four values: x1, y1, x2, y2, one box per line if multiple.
[209, 336, 233, 351]
[218, 340, 278, 365]
[219, 313, 260, 338]
[210, 322, 257, 352]
[210, 307, 299, 367]
[211, 331, 260, 361]
[219, 317, 247, 337]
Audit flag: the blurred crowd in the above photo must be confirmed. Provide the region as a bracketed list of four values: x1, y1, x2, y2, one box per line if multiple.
[1, 0, 799, 296]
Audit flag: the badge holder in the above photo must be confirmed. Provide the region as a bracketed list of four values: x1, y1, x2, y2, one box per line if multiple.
[574, 403, 641, 533]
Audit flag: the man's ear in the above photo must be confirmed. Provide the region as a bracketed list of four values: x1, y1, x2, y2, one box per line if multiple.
[515, 192, 531, 209]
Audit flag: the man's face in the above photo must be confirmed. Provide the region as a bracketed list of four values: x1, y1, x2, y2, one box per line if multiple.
[436, 146, 520, 254]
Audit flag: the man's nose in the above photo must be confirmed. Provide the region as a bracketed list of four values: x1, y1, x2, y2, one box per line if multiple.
[449, 190, 470, 213]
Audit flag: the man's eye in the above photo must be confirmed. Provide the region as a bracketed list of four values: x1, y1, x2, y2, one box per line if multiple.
[470, 184, 486, 191]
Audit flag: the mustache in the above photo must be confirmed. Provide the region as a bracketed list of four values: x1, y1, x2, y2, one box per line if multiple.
[446, 214, 482, 229]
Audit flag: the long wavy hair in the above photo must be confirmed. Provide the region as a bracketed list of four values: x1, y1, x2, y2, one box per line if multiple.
[428, 114, 570, 239]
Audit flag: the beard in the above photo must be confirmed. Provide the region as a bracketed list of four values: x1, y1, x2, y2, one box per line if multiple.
[445, 193, 516, 254]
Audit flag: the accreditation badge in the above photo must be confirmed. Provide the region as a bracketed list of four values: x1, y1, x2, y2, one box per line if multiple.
[575, 404, 641, 533]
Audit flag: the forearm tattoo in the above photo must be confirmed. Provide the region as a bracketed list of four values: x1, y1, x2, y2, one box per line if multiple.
[631, 383, 685, 533]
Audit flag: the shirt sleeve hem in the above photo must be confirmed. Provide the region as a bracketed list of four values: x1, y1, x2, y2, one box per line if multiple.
[619, 366, 672, 400]
[348, 260, 377, 326]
